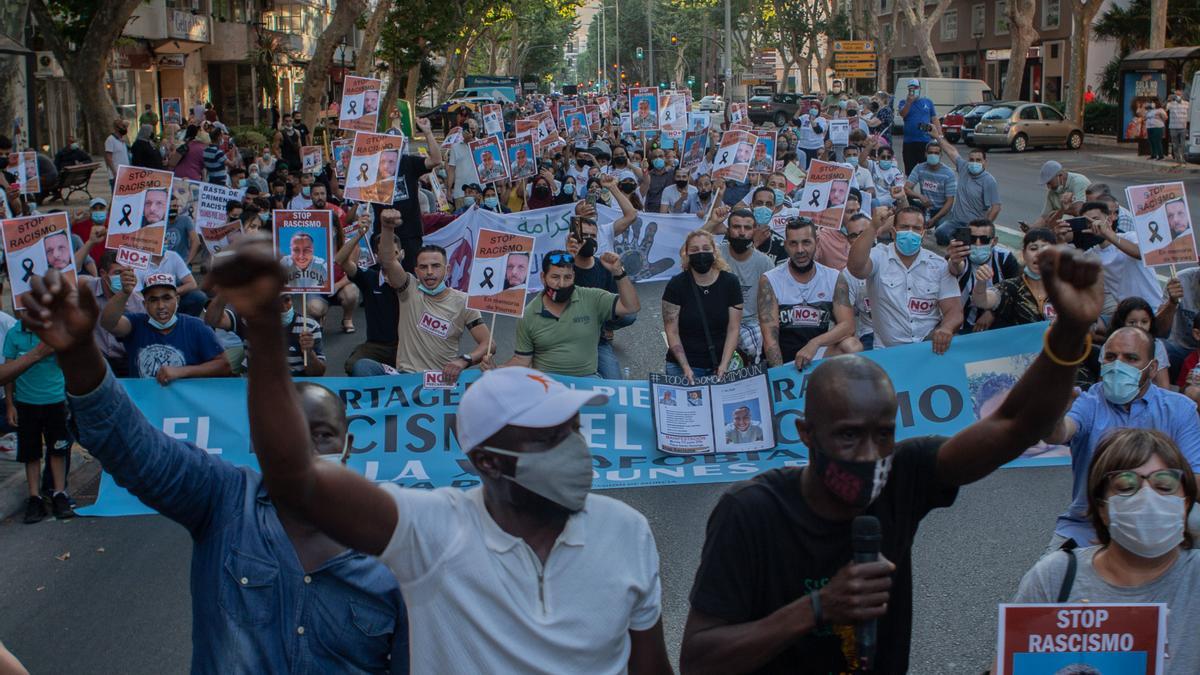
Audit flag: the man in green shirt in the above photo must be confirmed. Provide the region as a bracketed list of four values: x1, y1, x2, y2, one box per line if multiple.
[508, 250, 640, 377]
[139, 103, 159, 133]
[1031, 160, 1090, 230]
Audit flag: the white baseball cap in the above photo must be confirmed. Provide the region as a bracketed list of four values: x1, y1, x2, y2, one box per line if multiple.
[456, 367, 608, 452]
[907, 78, 921, 88]
[143, 272, 177, 290]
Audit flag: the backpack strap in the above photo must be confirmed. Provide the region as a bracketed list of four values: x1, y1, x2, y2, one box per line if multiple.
[1056, 538, 1078, 603]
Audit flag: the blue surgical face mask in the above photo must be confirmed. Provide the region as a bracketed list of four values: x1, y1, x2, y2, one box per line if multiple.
[652, 158, 665, 170]
[108, 275, 122, 293]
[838, 100, 848, 109]
[562, 183, 575, 195]
[879, 159, 894, 171]
[91, 210, 107, 224]
[418, 280, 447, 295]
[967, 161, 984, 176]
[238, 178, 248, 188]
[926, 154, 941, 166]
[148, 313, 178, 331]
[463, 195, 477, 207]
[483, 196, 499, 208]
[968, 244, 992, 264]
[895, 230, 922, 256]
[809, 108, 819, 118]
[301, 185, 312, 197]
[1100, 359, 1151, 405]
[1024, 264, 1041, 280]
[281, 307, 295, 326]
[752, 206, 773, 226]
[772, 188, 786, 205]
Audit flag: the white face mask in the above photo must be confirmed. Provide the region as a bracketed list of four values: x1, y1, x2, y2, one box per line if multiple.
[1106, 485, 1186, 558]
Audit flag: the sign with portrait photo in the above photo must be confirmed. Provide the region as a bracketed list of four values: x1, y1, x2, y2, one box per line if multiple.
[343, 132, 405, 205]
[749, 130, 777, 175]
[105, 165, 174, 266]
[466, 228, 535, 317]
[2, 212, 76, 310]
[161, 97, 183, 126]
[997, 603, 1166, 675]
[273, 210, 334, 294]
[330, 138, 354, 180]
[469, 136, 509, 185]
[7, 152, 39, 195]
[658, 92, 688, 133]
[795, 159, 855, 230]
[680, 132, 709, 170]
[649, 364, 775, 455]
[506, 137, 537, 181]
[194, 182, 247, 255]
[338, 75, 383, 133]
[1125, 182, 1196, 267]
[562, 109, 590, 145]
[629, 87, 660, 131]
[710, 130, 755, 183]
[300, 145, 324, 174]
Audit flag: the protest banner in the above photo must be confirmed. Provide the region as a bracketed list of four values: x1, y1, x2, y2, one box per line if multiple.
[465, 228, 535, 317]
[650, 365, 775, 455]
[105, 164, 174, 267]
[997, 604, 1166, 675]
[711, 130, 755, 183]
[469, 136, 509, 185]
[505, 137, 537, 181]
[795, 159, 854, 229]
[330, 138, 354, 180]
[729, 101, 748, 124]
[300, 145, 324, 174]
[658, 92, 688, 133]
[273, 209, 334, 294]
[630, 87, 660, 131]
[681, 132, 708, 169]
[2, 212, 76, 310]
[160, 97, 183, 126]
[1124, 182, 1196, 267]
[481, 103, 504, 136]
[828, 118, 851, 146]
[338, 75, 383, 132]
[7, 151, 39, 194]
[194, 182, 247, 255]
[343, 132, 404, 205]
[82, 323, 1070, 517]
[749, 131, 777, 175]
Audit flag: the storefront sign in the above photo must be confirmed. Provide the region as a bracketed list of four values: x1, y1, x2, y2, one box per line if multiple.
[168, 9, 210, 43]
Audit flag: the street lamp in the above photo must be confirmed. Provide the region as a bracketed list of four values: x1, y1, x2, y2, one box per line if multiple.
[972, 32, 984, 80]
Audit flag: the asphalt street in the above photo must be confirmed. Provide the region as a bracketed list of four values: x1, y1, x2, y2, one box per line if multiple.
[0, 146, 1194, 673]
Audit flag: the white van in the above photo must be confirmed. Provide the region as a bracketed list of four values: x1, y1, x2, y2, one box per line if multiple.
[1187, 71, 1200, 162]
[892, 77, 994, 132]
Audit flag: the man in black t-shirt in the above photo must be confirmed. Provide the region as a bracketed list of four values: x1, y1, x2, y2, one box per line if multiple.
[369, 116, 442, 272]
[335, 215, 401, 375]
[680, 246, 1105, 674]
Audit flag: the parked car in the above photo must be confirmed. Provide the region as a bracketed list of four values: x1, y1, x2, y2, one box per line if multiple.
[748, 92, 806, 127]
[939, 103, 977, 143]
[959, 103, 996, 145]
[971, 101, 1084, 153]
[892, 77, 993, 133]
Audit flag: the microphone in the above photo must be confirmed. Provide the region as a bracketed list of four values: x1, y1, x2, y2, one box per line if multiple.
[852, 515, 882, 670]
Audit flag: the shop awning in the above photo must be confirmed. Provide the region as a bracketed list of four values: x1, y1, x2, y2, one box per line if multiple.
[1122, 46, 1200, 66]
[0, 34, 31, 56]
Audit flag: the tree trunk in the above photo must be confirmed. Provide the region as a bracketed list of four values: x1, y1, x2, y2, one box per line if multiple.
[299, 0, 367, 130]
[1003, 0, 1038, 100]
[355, 0, 394, 75]
[898, 0, 952, 78]
[1064, 0, 1102, 122]
[28, 0, 144, 152]
[1148, 0, 1167, 50]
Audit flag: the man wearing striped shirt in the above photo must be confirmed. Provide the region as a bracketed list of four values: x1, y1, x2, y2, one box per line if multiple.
[203, 128, 229, 186]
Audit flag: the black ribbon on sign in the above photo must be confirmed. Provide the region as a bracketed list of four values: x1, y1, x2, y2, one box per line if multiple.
[480, 267, 495, 289]
[719, 151, 729, 165]
[118, 204, 133, 227]
[20, 257, 34, 282]
[809, 189, 822, 207]
[358, 163, 369, 182]
[1148, 221, 1164, 243]
[348, 100, 358, 116]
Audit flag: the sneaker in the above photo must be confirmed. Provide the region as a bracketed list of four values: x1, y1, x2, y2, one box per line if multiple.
[51, 492, 76, 520]
[23, 496, 47, 524]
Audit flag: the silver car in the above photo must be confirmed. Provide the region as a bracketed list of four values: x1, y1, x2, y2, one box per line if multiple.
[971, 101, 1084, 153]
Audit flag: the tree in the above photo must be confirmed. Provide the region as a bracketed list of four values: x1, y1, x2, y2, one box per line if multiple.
[298, 0, 368, 129]
[1094, 0, 1200, 100]
[1149, 0, 1167, 50]
[896, 0, 953, 77]
[1063, 0, 1104, 122]
[355, 0, 395, 75]
[28, 0, 144, 151]
[1002, 0, 1038, 100]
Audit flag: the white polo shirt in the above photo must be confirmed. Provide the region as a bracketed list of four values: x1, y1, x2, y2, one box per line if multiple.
[1091, 232, 1162, 308]
[861, 243, 959, 347]
[379, 484, 662, 674]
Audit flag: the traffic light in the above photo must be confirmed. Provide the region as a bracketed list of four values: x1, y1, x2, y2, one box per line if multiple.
[671, 34, 678, 46]
[635, 47, 644, 60]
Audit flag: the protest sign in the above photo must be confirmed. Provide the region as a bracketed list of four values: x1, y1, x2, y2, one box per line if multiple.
[161, 97, 183, 126]
[620, 112, 633, 134]
[650, 365, 775, 455]
[338, 75, 383, 132]
[330, 138, 353, 180]
[658, 92, 688, 133]
[300, 145, 324, 174]
[194, 182, 246, 255]
[563, 109, 590, 145]
[465, 228, 535, 316]
[470, 136, 508, 185]
[422, 371, 457, 390]
[729, 101, 748, 124]
[7, 152, 39, 194]
[83, 323, 1069, 517]
[343, 221, 376, 269]
[711, 130, 755, 183]
[1124, 182, 1196, 267]
[481, 104, 504, 136]
[506, 137, 537, 181]
[515, 118, 539, 139]
[170, 177, 199, 221]
[783, 163, 806, 192]
[106, 165, 174, 267]
[584, 105, 600, 131]
[343, 132, 404, 205]
[828, 119, 851, 146]
[2, 212, 75, 310]
[390, 98, 416, 137]
[596, 96, 611, 116]
[749, 131, 777, 175]
[681, 132, 708, 169]
[997, 604, 1166, 675]
[273, 209, 334, 294]
[795, 159, 854, 229]
[630, 87, 660, 131]
[440, 127, 463, 152]
[532, 111, 556, 140]
[688, 111, 711, 133]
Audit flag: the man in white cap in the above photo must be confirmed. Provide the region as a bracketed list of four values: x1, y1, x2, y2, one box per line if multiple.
[1030, 160, 1091, 230]
[898, 78, 936, 173]
[197, 234, 672, 673]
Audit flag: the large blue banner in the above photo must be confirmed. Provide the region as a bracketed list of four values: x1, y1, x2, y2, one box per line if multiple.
[80, 323, 1070, 516]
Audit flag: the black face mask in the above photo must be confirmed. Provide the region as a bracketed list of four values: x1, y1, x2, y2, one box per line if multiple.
[613, 156, 628, 167]
[578, 237, 598, 258]
[698, 190, 713, 201]
[576, 159, 587, 168]
[618, 182, 637, 194]
[809, 447, 892, 509]
[674, 180, 688, 190]
[545, 284, 575, 303]
[690, 251, 715, 273]
[533, 185, 552, 198]
[728, 237, 753, 253]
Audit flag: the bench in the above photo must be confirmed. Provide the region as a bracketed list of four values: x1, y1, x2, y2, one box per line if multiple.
[44, 162, 100, 204]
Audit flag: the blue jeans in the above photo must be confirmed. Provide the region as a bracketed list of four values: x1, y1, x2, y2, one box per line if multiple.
[351, 358, 387, 377]
[598, 312, 638, 380]
[665, 362, 714, 378]
[859, 333, 875, 351]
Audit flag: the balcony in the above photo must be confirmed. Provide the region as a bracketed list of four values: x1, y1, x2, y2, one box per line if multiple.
[123, 0, 212, 53]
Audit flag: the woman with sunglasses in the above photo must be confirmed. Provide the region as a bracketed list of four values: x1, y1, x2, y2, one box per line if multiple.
[1009, 428, 1200, 673]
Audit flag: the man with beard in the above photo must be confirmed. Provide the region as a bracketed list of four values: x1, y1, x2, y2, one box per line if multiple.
[759, 218, 860, 370]
[1167, 199, 1191, 241]
[680, 246, 1105, 674]
[504, 253, 530, 290]
[191, 233, 671, 673]
[711, 208, 773, 363]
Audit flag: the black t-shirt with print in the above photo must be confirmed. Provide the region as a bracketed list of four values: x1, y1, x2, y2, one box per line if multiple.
[689, 436, 958, 674]
[662, 270, 743, 370]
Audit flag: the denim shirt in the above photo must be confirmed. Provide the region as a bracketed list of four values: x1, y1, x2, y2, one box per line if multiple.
[68, 371, 409, 674]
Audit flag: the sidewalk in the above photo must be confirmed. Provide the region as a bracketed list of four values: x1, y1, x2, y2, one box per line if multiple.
[1082, 135, 1199, 174]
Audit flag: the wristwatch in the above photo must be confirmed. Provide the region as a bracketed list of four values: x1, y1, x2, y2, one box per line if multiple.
[458, 353, 474, 365]
[613, 269, 628, 280]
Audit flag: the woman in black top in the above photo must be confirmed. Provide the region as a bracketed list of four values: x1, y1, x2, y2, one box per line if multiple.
[662, 230, 744, 382]
[130, 124, 164, 169]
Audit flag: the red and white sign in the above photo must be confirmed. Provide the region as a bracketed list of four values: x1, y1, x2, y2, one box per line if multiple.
[783, 306, 825, 327]
[997, 603, 1166, 675]
[907, 296, 937, 315]
[418, 312, 452, 339]
[422, 370, 456, 389]
[117, 246, 152, 269]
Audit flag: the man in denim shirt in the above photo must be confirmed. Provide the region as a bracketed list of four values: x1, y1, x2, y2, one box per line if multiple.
[18, 270, 408, 674]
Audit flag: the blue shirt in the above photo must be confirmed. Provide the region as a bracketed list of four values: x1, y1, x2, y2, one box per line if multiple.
[906, 161, 958, 211]
[875, 105, 894, 142]
[1, 321, 64, 405]
[901, 97, 936, 143]
[121, 313, 224, 378]
[1056, 384, 1200, 545]
[203, 145, 228, 184]
[163, 214, 195, 261]
[68, 372, 409, 674]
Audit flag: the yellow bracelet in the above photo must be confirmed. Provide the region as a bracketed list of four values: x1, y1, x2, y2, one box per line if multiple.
[1042, 328, 1092, 367]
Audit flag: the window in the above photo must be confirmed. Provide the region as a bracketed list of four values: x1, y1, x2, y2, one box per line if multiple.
[1043, 0, 1060, 30]
[972, 4, 986, 37]
[878, 0, 893, 12]
[1050, 43, 1059, 59]
[995, 0, 1009, 35]
[1041, 106, 1063, 121]
[941, 9, 958, 41]
[1019, 106, 1040, 120]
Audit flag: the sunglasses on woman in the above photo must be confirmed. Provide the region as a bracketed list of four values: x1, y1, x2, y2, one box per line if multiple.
[1105, 469, 1184, 497]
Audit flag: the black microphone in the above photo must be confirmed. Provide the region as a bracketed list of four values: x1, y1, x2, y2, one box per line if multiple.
[852, 515, 882, 670]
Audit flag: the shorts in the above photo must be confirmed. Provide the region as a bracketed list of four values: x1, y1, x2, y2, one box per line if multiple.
[15, 401, 70, 463]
